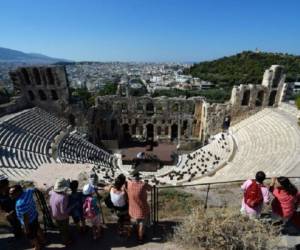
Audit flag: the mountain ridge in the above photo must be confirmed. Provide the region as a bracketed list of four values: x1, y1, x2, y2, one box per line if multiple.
[0, 46, 71, 64]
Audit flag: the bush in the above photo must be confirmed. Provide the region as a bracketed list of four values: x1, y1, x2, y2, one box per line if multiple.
[172, 208, 279, 250]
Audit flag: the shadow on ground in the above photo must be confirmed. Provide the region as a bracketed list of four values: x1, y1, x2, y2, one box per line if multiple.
[0, 221, 177, 250]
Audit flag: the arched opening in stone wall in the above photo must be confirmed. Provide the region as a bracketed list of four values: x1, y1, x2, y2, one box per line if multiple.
[157, 126, 161, 136]
[46, 68, 55, 85]
[171, 124, 178, 140]
[272, 67, 283, 88]
[181, 120, 188, 136]
[146, 123, 154, 141]
[241, 90, 251, 106]
[268, 90, 277, 106]
[138, 126, 143, 135]
[21, 68, 31, 85]
[33, 68, 41, 85]
[132, 124, 136, 135]
[146, 103, 154, 116]
[38, 90, 47, 101]
[68, 114, 75, 126]
[51, 90, 59, 100]
[255, 90, 264, 106]
[165, 126, 169, 136]
[122, 124, 131, 141]
[111, 119, 117, 137]
[28, 90, 35, 101]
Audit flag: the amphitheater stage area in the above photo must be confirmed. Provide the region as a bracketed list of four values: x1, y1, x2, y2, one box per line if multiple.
[120, 141, 177, 166]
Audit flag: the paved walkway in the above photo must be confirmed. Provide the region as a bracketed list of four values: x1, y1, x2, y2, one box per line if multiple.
[0, 222, 176, 250]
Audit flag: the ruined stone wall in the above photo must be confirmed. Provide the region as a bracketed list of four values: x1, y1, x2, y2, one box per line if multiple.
[89, 95, 204, 146]
[10, 66, 70, 116]
[203, 65, 287, 139]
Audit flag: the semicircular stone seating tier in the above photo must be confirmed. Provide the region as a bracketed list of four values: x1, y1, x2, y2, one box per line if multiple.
[0, 107, 68, 180]
[57, 132, 120, 182]
[147, 132, 234, 186]
[194, 107, 300, 184]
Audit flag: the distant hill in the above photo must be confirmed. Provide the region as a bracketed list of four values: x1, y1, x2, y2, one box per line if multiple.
[186, 51, 300, 88]
[0, 47, 70, 64]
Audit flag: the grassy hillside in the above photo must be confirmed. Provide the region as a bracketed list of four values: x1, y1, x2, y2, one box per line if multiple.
[186, 51, 300, 87]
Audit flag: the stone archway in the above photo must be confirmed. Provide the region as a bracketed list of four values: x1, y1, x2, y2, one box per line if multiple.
[256, 90, 264, 106]
[146, 123, 154, 141]
[171, 124, 178, 141]
[122, 124, 131, 141]
[268, 90, 277, 106]
[241, 90, 250, 106]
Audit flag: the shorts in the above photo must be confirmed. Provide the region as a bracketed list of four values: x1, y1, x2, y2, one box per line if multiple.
[26, 217, 39, 240]
[71, 209, 84, 223]
[131, 216, 149, 227]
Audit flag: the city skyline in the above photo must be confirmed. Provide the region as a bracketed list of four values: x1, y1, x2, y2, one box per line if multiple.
[1, 0, 300, 62]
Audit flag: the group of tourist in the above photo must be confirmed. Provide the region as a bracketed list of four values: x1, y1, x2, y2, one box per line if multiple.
[241, 171, 300, 229]
[2, 170, 300, 249]
[0, 171, 151, 250]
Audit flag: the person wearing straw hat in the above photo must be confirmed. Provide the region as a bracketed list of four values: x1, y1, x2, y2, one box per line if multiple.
[0, 174, 22, 238]
[82, 183, 102, 240]
[49, 178, 71, 246]
[127, 170, 152, 244]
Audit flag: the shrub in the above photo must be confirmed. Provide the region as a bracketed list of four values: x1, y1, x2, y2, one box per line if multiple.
[172, 208, 279, 250]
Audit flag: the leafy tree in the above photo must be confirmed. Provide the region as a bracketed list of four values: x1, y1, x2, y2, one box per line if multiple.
[185, 51, 300, 87]
[97, 82, 118, 96]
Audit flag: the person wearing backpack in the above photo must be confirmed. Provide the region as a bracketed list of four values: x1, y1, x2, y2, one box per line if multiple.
[241, 171, 270, 219]
[82, 183, 102, 240]
[269, 177, 300, 221]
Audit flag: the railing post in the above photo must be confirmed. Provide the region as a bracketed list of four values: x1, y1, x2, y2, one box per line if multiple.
[204, 184, 210, 210]
[155, 185, 158, 225]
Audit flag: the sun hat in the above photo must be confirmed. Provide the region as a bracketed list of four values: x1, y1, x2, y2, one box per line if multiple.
[82, 183, 95, 195]
[53, 178, 69, 193]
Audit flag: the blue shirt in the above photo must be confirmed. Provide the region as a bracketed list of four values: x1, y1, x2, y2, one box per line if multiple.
[15, 188, 38, 225]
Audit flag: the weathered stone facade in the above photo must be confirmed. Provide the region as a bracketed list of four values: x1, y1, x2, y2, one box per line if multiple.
[89, 95, 206, 147]
[8, 64, 287, 150]
[10, 66, 70, 115]
[204, 65, 286, 136]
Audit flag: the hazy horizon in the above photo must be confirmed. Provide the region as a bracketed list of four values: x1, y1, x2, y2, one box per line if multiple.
[1, 0, 300, 62]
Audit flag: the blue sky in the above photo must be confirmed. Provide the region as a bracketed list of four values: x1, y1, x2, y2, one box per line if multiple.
[0, 0, 299, 62]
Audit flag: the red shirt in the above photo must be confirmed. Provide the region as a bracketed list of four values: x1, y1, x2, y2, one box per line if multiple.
[127, 180, 151, 219]
[271, 187, 300, 218]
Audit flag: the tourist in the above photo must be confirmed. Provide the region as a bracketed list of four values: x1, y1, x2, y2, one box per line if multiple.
[82, 183, 102, 240]
[106, 174, 130, 235]
[127, 171, 152, 243]
[49, 178, 71, 246]
[269, 177, 300, 222]
[69, 180, 86, 232]
[9, 185, 45, 250]
[0, 175, 22, 238]
[241, 171, 270, 219]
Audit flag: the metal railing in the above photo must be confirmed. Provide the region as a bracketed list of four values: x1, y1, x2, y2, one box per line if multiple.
[149, 177, 300, 226]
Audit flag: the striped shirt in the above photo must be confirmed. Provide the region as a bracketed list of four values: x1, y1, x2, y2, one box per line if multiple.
[15, 188, 38, 225]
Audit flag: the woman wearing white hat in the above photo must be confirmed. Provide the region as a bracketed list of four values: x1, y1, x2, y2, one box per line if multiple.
[82, 183, 102, 240]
